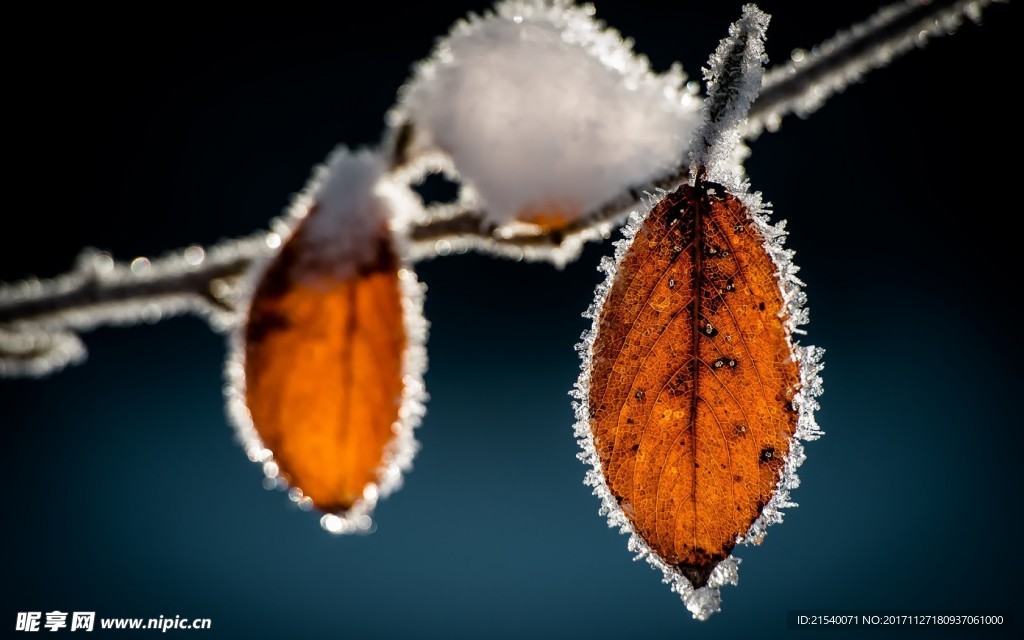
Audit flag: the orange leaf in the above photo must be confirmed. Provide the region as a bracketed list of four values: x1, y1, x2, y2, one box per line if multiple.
[579, 180, 819, 612]
[239, 214, 415, 521]
[517, 201, 581, 231]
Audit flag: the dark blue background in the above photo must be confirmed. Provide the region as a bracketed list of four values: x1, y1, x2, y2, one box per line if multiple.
[4, 2, 1021, 638]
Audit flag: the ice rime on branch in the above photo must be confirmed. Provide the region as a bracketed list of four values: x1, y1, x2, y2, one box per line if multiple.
[0, 236, 274, 377]
[748, 0, 997, 134]
[0, 0, 1003, 377]
[690, 4, 768, 189]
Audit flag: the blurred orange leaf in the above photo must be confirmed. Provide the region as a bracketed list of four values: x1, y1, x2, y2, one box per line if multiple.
[243, 219, 406, 514]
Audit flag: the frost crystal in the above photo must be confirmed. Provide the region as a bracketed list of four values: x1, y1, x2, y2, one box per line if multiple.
[691, 4, 768, 189]
[391, 0, 701, 226]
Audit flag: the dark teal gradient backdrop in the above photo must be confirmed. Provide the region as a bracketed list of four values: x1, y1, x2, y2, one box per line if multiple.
[3, 2, 1021, 638]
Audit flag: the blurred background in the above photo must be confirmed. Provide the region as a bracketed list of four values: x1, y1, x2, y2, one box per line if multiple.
[3, 1, 1021, 638]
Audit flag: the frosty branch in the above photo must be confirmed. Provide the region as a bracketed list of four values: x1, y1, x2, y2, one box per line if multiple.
[0, 0, 998, 377]
[747, 0, 996, 134]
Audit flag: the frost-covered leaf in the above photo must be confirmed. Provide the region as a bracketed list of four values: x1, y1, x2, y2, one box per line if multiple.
[573, 7, 823, 620]
[574, 179, 823, 620]
[226, 148, 428, 533]
[391, 0, 701, 228]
